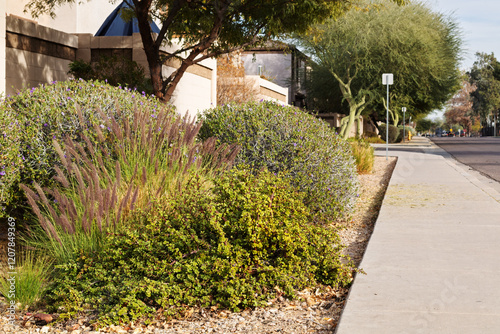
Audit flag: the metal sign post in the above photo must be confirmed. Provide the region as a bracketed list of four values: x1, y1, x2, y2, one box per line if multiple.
[382, 74, 393, 160]
[402, 107, 406, 143]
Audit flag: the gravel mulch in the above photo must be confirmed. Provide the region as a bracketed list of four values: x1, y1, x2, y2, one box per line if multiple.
[0, 156, 397, 334]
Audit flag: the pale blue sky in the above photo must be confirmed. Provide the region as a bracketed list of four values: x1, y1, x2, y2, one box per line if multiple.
[424, 0, 500, 120]
[427, 0, 500, 70]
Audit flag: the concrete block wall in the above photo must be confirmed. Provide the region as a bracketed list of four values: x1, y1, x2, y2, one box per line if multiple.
[5, 15, 76, 95]
[76, 33, 217, 118]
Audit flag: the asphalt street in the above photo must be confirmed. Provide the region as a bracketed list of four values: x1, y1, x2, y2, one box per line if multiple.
[431, 136, 500, 183]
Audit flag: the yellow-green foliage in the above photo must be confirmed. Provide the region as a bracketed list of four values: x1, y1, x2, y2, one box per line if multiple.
[0, 252, 51, 310]
[349, 139, 375, 174]
[47, 169, 352, 325]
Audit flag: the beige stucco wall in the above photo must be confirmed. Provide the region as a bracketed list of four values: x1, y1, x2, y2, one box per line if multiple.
[76, 33, 217, 118]
[5, 16, 76, 95]
[162, 64, 215, 119]
[2, 4, 217, 116]
[7, 1, 116, 35]
[245, 75, 288, 104]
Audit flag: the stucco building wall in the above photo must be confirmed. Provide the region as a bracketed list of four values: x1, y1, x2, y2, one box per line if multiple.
[1, 2, 216, 117]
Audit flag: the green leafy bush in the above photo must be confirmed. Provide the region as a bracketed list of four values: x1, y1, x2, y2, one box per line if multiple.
[397, 125, 416, 142]
[0, 79, 173, 216]
[198, 101, 359, 221]
[349, 139, 375, 174]
[47, 169, 352, 325]
[68, 56, 152, 94]
[378, 123, 399, 143]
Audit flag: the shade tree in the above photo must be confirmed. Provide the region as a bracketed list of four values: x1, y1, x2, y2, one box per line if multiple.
[298, 0, 463, 138]
[26, 0, 404, 103]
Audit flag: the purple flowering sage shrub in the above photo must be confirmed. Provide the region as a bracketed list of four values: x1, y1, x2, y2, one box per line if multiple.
[0, 79, 174, 216]
[198, 101, 359, 221]
[0, 108, 22, 216]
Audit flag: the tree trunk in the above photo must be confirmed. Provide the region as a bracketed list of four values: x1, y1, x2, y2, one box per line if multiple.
[341, 105, 358, 140]
[133, 0, 165, 101]
[163, 52, 200, 102]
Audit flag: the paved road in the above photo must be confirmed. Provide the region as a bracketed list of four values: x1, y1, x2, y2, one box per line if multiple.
[431, 136, 500, 182]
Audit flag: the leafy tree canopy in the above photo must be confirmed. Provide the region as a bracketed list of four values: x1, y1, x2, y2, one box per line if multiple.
[468, 52, 500, 123]
[24, 0, 406, 102]
[297, 0, 463, 138]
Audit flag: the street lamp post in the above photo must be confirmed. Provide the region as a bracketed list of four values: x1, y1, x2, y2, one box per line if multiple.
[402, 107, 406, 143]
[382, 73, 393, 160]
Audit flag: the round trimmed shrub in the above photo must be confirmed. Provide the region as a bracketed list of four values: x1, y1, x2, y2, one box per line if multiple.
[378, 123, 399, 143]
[198, 101, 359, 221]
[0, 79, 174, 216]
[48, 169, 352, 324]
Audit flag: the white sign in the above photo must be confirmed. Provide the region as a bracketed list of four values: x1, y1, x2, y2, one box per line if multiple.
[382, 73, 393, 85]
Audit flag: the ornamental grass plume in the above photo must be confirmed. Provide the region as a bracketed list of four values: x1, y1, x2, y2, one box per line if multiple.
[22, 104, 239, 263]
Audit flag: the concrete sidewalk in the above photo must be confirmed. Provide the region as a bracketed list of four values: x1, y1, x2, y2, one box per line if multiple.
[335, 137, 500, 334]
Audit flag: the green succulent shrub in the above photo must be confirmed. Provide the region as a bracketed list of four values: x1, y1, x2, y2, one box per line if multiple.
[198, 101, 359, 221]
[0, 79, 173, 217]
[348, 138, 375, 174]
[47, 169, 352, 325]
[378, 123, 399, 143]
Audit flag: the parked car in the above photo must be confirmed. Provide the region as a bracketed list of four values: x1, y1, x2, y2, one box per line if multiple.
[441, 132, 448, 137]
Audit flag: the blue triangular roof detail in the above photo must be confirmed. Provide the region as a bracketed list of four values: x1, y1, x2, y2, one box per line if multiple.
[95, 1, 160, 36]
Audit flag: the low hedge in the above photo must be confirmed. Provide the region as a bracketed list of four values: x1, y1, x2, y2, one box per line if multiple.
[198, 101, 359, 221]
[397, 125, 416, 142]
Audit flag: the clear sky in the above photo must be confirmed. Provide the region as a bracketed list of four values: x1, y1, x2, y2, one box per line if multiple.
[425, 0, 499, 121]
[427, 0, 500, 71]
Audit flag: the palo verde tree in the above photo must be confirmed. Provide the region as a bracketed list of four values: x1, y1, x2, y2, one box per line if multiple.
[298, 0, 463, 139]
[24, 0, 405, 103]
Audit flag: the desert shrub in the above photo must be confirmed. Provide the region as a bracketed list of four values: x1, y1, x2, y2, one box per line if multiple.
[364, 136, 385, 144]
[21, 106, 239, 264]
[363, 131, 378, 139]
[0, 79, 173, 217]
[198, 101, 359, 221]
[47, 169, 352, 325]
[0, 108, 22, 214]
[348, 139, 375, 174]
[396, 125, 417, 143]
[378, 123, 399, 143]
[68, 56, 152, 94]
